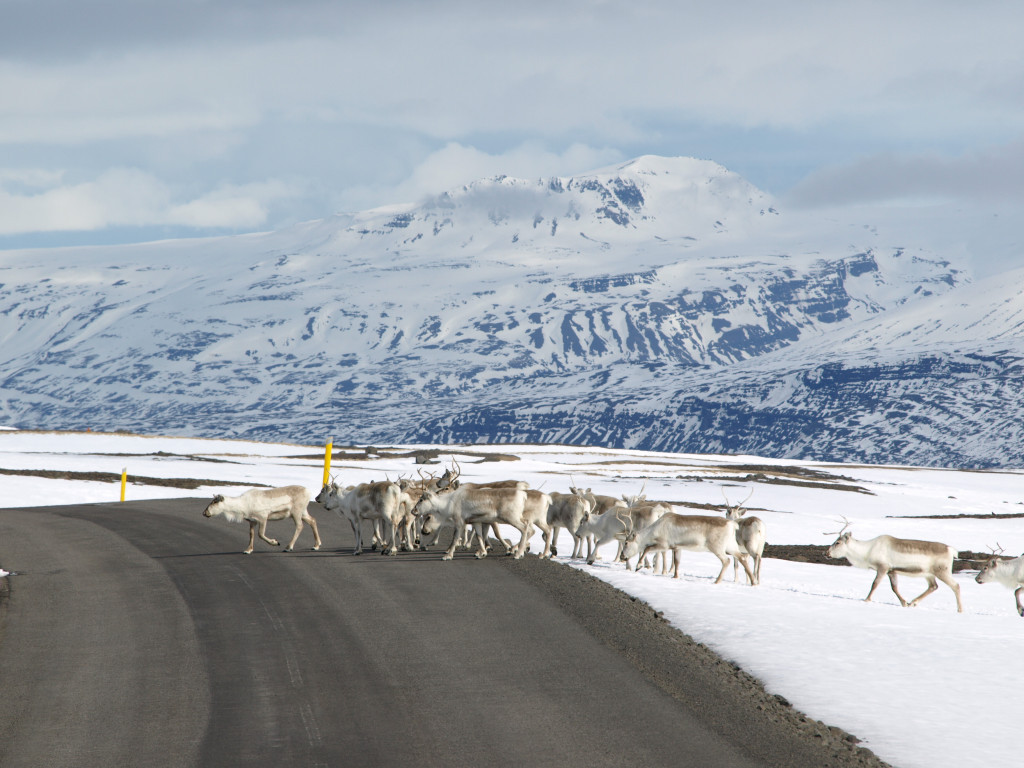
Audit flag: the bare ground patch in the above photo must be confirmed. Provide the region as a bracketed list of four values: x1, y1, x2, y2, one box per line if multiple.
[0, 467, 265, 490]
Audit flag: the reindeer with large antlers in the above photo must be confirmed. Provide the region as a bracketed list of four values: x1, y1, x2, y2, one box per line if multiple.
[619, 509, 754, 583]
[825, 518, 963, 612]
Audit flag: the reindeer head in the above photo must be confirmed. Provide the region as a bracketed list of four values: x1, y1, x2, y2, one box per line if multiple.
[824, 517, 853, 558]
[411, 488, 442, 518]
[202, 494, 225, 517]
[722, 487, 754, 521]
[434, 459, 461, 491]
[620, 530, 641, 562]
[415, 491, 445, 536]
[975, 544, 1007, 584]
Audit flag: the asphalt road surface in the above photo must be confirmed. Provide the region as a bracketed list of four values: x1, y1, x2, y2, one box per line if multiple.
[0, 498, 888, 768]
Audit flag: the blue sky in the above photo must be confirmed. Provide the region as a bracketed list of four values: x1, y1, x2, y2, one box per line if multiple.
[2, 0, 1023, 249]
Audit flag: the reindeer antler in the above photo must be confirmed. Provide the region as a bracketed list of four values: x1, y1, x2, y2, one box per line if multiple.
[625, 480, 647, 508]
[722, 486, 754, 510]
[615, 506, 634, 535]
[823, 516, 852, 537]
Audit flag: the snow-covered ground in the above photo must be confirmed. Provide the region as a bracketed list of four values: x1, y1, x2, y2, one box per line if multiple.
[1, 429, 1021, 768]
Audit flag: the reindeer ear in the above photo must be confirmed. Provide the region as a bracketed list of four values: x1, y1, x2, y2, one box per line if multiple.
[213, 494, 224, 503]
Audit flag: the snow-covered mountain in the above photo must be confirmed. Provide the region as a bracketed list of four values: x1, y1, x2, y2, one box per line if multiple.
[1, 155, 1019, 467]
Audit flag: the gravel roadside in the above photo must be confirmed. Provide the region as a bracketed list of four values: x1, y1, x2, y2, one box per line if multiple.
[500, 554, 893, 768]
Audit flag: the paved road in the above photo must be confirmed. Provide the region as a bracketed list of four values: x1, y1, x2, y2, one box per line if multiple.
[0, 498, 774, 768]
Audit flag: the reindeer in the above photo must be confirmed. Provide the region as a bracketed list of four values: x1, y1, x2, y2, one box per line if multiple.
[203, 485, 321, 555]
[618, 484, 672, 570]
[569, 486, 628, 559]
[413, 485, 533, 560]
[315, 479, 403, 555]
[722, 488, 765, 585]
[975, 546, 1024, 617]
[570, 486, 626, 516]
[547, 491, 591, 558]
[825, 519, 963, 612]
[430, 462, 525, 554]
[576, 497, 668, 566]
[620, 513, 754, 583]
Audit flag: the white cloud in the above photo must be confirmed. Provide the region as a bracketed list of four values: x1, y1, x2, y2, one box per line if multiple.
[4, 0, 1024, 242]
[389, 143, 625, 204]
[0, 169, 297, 235]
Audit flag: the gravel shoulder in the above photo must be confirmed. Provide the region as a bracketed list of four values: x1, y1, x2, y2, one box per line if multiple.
[501, 553, 892, 768]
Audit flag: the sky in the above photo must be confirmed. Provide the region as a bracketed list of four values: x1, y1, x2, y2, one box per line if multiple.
[2, 0, 1024, 250]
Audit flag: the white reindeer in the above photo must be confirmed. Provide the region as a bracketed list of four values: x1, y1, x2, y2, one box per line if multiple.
[203, 485, 321, 555]
[975, 549, 1024, 617]
[414, 485, 533, 560]
[571, 486, 627, 561]
[316, 480, 402, 555]
[722, 488, 765, 585]
[547, 491, 591, 558]
[620, 513, 754, 583]
[825, 520, 963, 612]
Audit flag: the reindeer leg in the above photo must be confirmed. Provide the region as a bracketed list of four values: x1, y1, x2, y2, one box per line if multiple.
[285, 517, 303, 552]
[473, 523, 489, 559]
[713, 552, 731, 583]
[304, 514, 322, 551]
[586, 534, 606, 565]
[350, 517, 363, 555]
[935, 571, 963, 613]
[494, 523, 512, 553]
[907, 575, 938, 608]
[636, 545, 652, 572]
[257, 518, 280, 547]
[513, 523, 531, 559]
[884, 573, 909, 606]
[538, 521, 553, 559]
[737, 554, 755, 586]
[1015, 587, 1024, 617]
[864, 568, 888, 603]
[245, 521, 257, 554]
[443, 520, 460, 560]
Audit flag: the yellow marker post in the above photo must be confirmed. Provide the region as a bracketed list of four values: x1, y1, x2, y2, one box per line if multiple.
[322, 439, 333, 487]
[120, 467, 127, 502]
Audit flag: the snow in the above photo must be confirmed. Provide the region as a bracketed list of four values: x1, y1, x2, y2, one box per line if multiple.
[1, 429, 1022, 768]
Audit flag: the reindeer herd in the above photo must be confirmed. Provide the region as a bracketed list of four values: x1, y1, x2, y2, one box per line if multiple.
[200, 462, 1024, 618]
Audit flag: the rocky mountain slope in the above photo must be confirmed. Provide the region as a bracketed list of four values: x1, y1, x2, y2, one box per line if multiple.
[1, 155, 1018, 467]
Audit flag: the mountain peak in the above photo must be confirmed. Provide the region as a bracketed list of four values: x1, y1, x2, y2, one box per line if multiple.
[341, 155, 778, 265]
